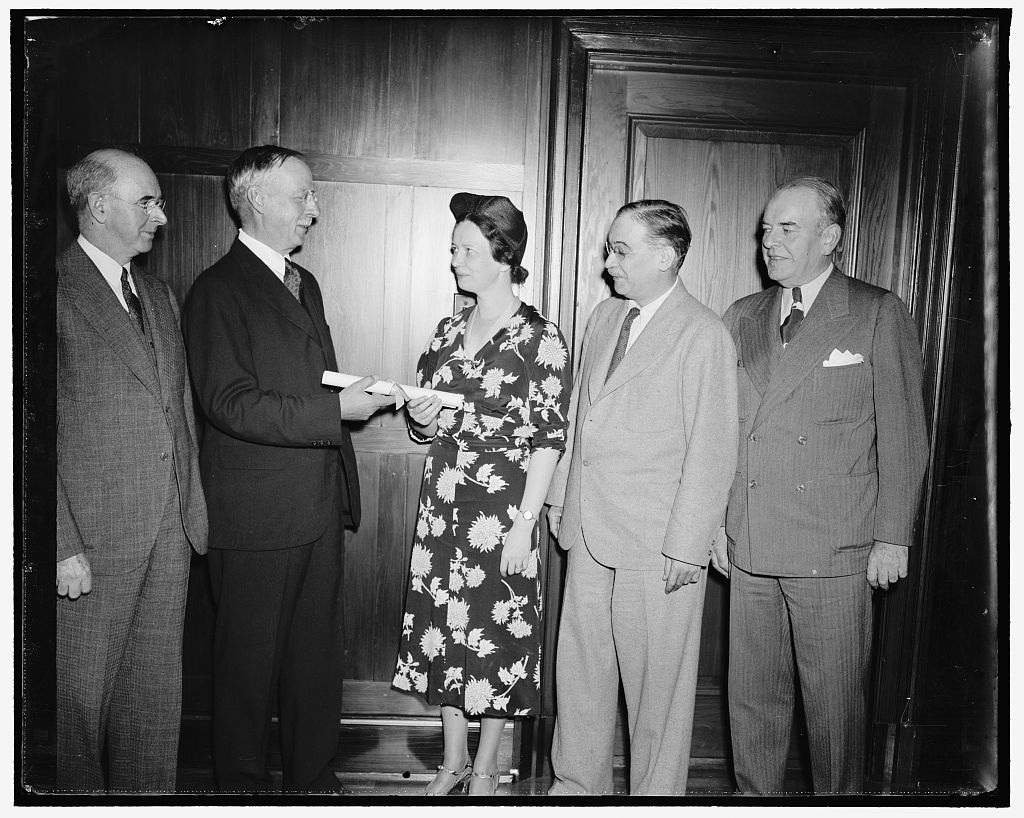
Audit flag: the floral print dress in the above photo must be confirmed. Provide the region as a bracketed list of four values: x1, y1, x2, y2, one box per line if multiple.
[392, 303, 571, 717]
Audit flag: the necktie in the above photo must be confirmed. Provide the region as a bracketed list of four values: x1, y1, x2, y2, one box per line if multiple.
[781, 286, 804, 346]
[606, 307, 640, 382]
[284, 259, 302, 303]
[121, 267, 145, 335]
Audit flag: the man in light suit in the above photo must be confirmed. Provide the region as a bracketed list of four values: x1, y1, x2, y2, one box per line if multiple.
[546, 200, 738, 795]
[56, 149, 208, 791]
[717, 177, 929, 793]
[182, 146, 392, 793]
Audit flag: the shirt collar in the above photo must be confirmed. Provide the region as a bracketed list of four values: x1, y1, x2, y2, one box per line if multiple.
[782, 263, 833, 317]
[78, 234, 135, 295]
[629, 277, 678, 320]
[238, 229, 289, 281]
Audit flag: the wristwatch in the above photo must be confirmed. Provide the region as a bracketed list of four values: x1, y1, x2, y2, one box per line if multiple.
[519, 509, 537, 524]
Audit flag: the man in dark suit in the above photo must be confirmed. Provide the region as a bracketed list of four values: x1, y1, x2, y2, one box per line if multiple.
[717, 177, 929, 793]
[57, 149, 208, 791]
[182, 146, 392, 793]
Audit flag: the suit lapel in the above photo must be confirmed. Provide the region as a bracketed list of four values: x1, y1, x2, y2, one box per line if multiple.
[736, 288, 780, 397]
[594, 284, 686, 402]
[586, 301, 625, 404]
[751, 271, 858, 431]
[135, 274, 179, 394]
[62, 244, 160, 396]
[231, 241, 319, 342]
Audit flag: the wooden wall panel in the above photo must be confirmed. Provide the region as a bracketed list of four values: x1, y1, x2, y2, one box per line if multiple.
[641, 136, 851, 316]
[627, 71, 871, 134]
[144, 174, 238, 305]
[56, 21, 140, 144]
[572, 68, 628, 360]
[345, 451, 381, 679]
[297, 181, 389, 385]
[140, 18, 254, 150]
[856, 86, 908, 293]
[280, 19, 393, 157]
[411, 18, 532, 164]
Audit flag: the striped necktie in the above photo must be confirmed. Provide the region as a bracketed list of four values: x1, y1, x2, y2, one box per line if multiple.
[606, 307, 640, 382]
[781, 286, 803, 346]
[121, 267, 145, 334]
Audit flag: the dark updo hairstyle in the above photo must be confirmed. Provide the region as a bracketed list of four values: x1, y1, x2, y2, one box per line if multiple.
[450, 193, 529, 285]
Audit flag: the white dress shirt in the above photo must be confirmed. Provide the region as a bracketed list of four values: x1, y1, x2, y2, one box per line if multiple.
[626, 278, 679, 351]
[78, 234, 137, 313]
[779, 263, 834, 325]
[238, 229, 289, 282]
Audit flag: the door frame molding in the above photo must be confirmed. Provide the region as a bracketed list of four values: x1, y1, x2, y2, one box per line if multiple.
[540, 13, 978, 787]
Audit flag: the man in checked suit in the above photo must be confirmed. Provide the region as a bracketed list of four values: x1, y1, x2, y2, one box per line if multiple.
[56, 149, 208, 791]
[182, 146, 392, 793]
[717, 177, 929, 793]
[546, 200, 738, 795]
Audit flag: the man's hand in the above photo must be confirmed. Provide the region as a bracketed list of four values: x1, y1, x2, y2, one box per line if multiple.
[57, 553, 92, 599]
[663, 556, 702, 594]
[710, 526, 730, 578]
[546, 505, 563, 539]
[866, 541, 909, 590]
[338, 376, 394, 421]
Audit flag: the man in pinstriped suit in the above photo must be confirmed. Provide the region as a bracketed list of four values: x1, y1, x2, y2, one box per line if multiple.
[715, 177, 929, 793]
[56, 149, 208, 791]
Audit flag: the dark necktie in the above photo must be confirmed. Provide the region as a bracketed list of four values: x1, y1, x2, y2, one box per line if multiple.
[781, 286, 804, 346]
[284, 259, 302, 303]
[606, 307, 640, 382]
[121, 267, 145, 335]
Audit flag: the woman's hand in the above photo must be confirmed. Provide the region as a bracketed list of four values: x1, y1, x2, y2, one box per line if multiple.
[500, 519, 534, 576]
[405, 394, 443, 428]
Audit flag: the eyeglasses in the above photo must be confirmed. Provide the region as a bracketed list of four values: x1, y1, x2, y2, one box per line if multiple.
[298, 189, 318, 205]
[104, 194, 167, 215]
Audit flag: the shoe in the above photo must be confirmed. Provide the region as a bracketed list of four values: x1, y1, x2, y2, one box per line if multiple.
[425, 762, 472, 795]
[467, 770, 500, 796]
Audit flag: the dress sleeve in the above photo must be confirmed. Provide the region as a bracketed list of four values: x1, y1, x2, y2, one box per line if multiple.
[527, 317, 571, 453]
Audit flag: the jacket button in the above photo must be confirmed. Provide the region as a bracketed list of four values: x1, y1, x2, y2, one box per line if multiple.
[160, 452, 169, 461]
[811, 569, 818, 576]
[583, 459, 591, 466]
[749, 479, 757, 489]
[796, 484, 805, 492]
[798, 435, 808, 445]
[748, 434, 757, 443]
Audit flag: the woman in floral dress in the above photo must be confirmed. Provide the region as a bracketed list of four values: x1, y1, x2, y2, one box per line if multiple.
[392, 194, 571, 795]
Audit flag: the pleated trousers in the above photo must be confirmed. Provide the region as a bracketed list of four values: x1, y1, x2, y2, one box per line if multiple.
[550, 541, 707, 796]
[728, 566, 873, 793]
[56, 481, 191, 793]
[207, 511, 345, 793]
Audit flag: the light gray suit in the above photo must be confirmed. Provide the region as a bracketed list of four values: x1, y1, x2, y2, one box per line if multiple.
[548, 282, 738, 795]
[723, 270, 928, 792]
[57, 241, 208, 791]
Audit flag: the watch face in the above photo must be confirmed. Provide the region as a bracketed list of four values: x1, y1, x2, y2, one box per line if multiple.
[522, 510, 534, 520]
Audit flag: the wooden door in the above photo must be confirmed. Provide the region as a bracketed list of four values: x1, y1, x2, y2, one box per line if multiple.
[554, 25, 921, 780]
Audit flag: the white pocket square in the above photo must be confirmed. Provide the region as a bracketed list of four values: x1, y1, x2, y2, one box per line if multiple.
[822, 349, 865, 367]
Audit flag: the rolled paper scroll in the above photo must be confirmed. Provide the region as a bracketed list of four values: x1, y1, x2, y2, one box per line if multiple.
[321, 370, 464, 410]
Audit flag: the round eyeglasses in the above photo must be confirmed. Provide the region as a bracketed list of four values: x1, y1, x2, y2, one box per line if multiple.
[104, 194, 167, 214]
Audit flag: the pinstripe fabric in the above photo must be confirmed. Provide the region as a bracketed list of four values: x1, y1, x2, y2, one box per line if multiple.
[56, 482, 191, 792]
[722, 270, 927, 794]
[728, 567, 872, 793]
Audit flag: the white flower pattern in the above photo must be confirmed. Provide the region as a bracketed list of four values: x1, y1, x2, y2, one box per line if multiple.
[392, 304, 571, 717]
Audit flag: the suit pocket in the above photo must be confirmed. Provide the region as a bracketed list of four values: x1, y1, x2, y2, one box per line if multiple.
[812, 363, 872, 424]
